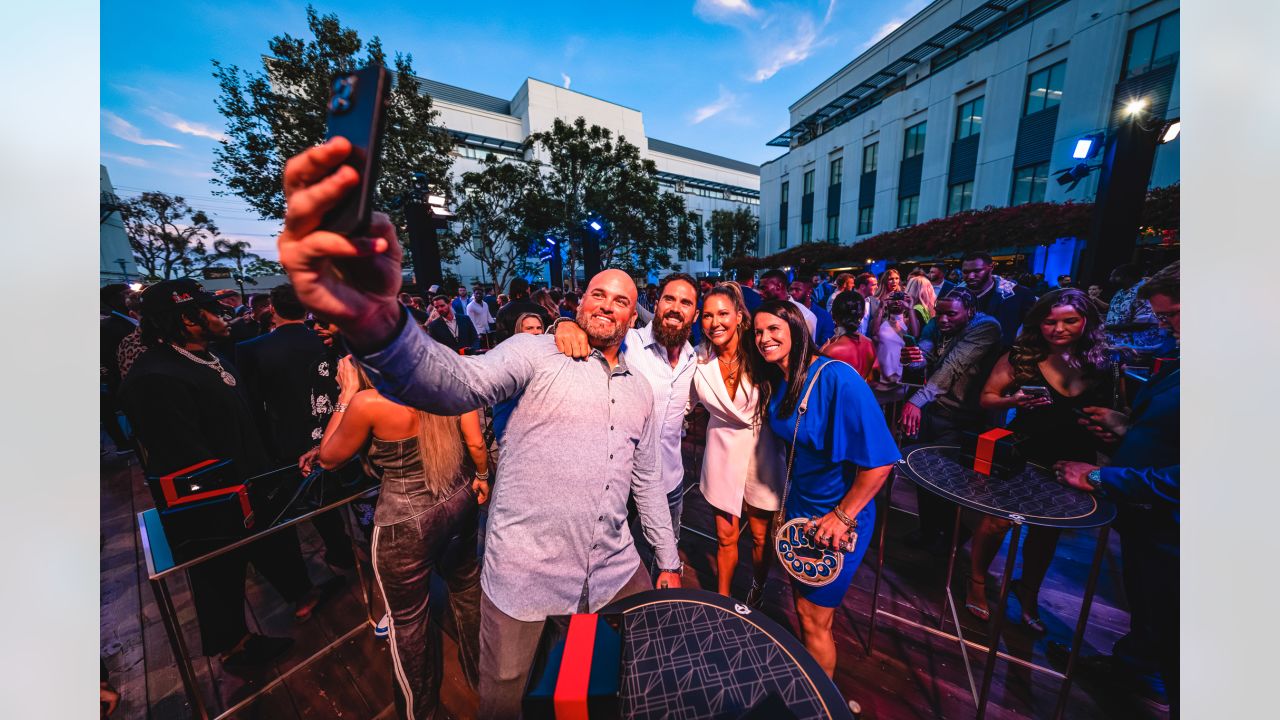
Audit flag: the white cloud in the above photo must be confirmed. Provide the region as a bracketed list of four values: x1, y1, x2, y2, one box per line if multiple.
[102, 110, 180, 148]
[693, 0, 839, 83]
[146, 109, 230, 143]
[102, 152, 152, 168]
[561, 73, 572, 89]
[695, 0, 762, 23]
[751, 14, 825, 82]
[691, 86, 737, 124]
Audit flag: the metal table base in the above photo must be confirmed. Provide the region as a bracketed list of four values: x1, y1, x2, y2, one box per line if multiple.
[865, 469, 1111, 720]
[140, 495, 378, 720]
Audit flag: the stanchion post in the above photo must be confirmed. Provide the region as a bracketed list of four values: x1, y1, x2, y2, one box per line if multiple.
[152, 578, 209, 720]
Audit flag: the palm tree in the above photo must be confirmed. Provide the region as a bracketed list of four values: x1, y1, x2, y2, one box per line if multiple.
[213, 239, 259, 297]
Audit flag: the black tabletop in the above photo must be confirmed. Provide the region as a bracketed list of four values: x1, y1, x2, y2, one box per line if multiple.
[897, 445, 1116, 529]
[601, 589, 853, 720]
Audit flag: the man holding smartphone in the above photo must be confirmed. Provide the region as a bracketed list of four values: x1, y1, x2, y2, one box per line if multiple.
[276, 138, 682, 719]
[899, 288, 1004, 551]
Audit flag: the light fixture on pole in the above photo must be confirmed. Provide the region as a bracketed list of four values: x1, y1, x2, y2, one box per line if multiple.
[1158, 118, 1180, 144]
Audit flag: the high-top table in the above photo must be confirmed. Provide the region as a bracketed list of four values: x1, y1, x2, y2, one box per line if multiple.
[137, 468, 379, 720]
[867, 445, 1116, 720]
[601, 588, 854, 719]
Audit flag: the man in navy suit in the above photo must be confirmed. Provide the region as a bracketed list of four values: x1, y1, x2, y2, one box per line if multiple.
[236, 283, 355, 569]
[1054, 261, 1180, 714]
[734, 267, 763, 313]
[428, 294, 479, 352]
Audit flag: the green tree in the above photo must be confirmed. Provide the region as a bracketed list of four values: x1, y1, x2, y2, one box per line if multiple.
[706, 207, 759, 265]
[444, 154, 543, 293]
[211, 5, 454, 246]
[118, 192, 222, 281]
[524, 117, 694, 280]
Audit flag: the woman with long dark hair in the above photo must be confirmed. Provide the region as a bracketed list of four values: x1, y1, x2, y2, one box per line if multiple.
[967, 289, 1116, 630]
[691, 283, 785, 607]
[751, 299, 900, 678]
[319, 357, 490, 719]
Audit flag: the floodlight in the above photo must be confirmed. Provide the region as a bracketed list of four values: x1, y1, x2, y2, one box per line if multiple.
[589, 220, 603, 232]
[1055, 163, 1094, 191]
[545, 236, 557, 246]
[129, 282, 143, 292]
[1159, 119, 1181, 144]
[1072, 138, 1092, 159]
[1124, 99, 1147, 117]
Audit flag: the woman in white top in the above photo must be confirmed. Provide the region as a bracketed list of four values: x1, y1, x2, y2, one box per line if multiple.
[870, 290, 912, 404]
[691, 283, 785, 607]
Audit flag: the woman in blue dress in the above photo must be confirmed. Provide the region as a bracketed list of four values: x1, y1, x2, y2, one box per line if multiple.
[751, 299, 901, 677]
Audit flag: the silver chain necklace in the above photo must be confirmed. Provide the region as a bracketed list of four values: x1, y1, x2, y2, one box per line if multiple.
[170, 344, 237, 386]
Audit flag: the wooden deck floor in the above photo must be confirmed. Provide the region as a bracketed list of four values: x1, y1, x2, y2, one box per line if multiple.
[101, 412, 1166, 720]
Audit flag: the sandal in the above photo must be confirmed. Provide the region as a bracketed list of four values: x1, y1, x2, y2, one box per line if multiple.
[1011, 580, 1047, 633]
[964, 575, 990, 621]
[746, 580, 766, 609]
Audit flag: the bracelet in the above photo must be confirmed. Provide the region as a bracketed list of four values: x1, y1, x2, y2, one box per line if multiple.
[334, 402, 348, 413]
[657, 561, 684, 575]
[833, 506, 859, 530]
[474, 470, 490, 481]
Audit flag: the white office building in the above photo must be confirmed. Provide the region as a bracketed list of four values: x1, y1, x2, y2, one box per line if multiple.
[425, 76, 760, 284]
[759, 0, 1179, 256]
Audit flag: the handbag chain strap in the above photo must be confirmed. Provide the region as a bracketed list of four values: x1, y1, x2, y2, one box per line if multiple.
[774, 360, 834, 532]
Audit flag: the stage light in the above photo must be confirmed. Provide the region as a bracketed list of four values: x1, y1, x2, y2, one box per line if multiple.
[129, 282, 143, 292]
[1124, 99, 1147, 117]
[545, 236, 557, 246]
[1159, 119, 1181, 144]
[589, 220, 602, 232]
[1072, 139, 1092, 159]
[1055, 163, 1094, 191]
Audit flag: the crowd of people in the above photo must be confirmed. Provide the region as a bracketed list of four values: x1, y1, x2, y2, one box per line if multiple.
[99, 137, 1181, 719]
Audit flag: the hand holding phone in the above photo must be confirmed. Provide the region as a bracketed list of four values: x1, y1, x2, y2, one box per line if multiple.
[321, 65, 390, 236]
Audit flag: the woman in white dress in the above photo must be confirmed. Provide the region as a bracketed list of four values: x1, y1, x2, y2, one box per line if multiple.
[691, 283, 785, 607]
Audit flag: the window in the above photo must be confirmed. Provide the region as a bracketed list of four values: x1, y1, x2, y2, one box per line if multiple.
[780, 180, 789, 200]
[955, 97, 985, 140]
[1024, 61, 1066, 115]
[695, 219, 705, 262]
[897, 195, 919, 227]
[779, 226, 788, 249]
[858, 206, 874, 235]
[947, 181, 974, 215]
[803, 170, 815, 195]
[903, 122, 927, 159]
[862, 143, 878, 173]
[1011, 163, 1049, 205]
[826, 215, 839, 241]
[829, 157, 843, 186]
[1123, 12, 1179, 79]
[801, 222, 813, 244]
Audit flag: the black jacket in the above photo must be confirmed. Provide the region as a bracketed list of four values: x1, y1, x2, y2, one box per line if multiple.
[234, 323, 339, 464]
[427, 314, 479, 352]
[494, 299, 552, 339]
[120, 345, 270, 478]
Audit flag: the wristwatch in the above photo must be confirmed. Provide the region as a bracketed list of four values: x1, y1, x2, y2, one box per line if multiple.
[1086, 469, 1103, 491]
[657, 561, 684, 575]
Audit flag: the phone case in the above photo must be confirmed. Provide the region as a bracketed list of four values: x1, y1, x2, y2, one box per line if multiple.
[321, 65, 390, 236]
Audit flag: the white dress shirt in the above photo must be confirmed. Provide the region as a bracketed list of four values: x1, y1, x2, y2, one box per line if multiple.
[789, 298, 818, 341]
[622, 324, 697, 494]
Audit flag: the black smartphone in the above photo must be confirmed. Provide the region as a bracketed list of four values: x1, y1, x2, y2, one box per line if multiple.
[1020, 385, 1051, 400]
[902, 334, 918, 347]
[321, 64, 390, 236]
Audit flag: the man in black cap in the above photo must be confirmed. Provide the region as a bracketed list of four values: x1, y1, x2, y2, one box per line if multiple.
[119, 279, 324, 669]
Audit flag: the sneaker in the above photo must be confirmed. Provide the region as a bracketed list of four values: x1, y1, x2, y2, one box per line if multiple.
[374, 612, 390, 639]
[222, 634, 293, 670]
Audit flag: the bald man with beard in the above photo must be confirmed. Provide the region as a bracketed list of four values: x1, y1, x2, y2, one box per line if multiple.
[275, 138, 681, 719]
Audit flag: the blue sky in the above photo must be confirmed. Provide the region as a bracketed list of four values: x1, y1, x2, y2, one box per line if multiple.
[102, 0, 928, 258]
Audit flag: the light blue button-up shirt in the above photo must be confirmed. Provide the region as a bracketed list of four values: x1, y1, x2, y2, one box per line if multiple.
[621, 325, 697, 494]
[354, 311, 679, 621]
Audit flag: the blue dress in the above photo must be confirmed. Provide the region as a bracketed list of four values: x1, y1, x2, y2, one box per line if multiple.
[767, 357, 902, 607]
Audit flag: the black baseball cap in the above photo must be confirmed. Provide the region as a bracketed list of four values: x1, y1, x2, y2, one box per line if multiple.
[139, 279, 222, 316]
